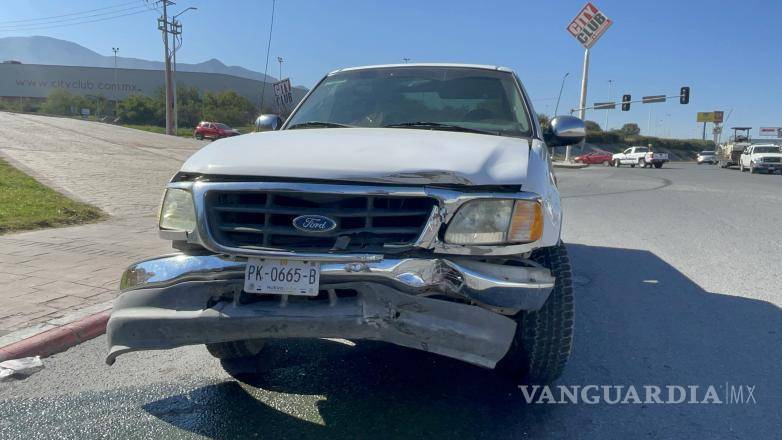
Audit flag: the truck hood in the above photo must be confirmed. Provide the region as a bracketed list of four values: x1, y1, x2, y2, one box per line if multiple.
[751, 153, 782, 159]
[181, 128, 530, 185]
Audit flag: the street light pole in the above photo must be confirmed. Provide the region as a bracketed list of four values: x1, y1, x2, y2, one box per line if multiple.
[605, 79, 612, 130]
[277, 56, 284, 80]
[569, 47, 590, 162]
[112, 47, 119, 115]
[554, 72, 569, 116]
[170, 7, 197, 134]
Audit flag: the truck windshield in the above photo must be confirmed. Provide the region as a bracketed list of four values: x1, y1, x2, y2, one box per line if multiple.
[753, 146, 780, 153]
[286, 66, 532, 137]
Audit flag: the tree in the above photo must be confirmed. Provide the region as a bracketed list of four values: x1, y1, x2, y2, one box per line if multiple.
[176, 85, 204, 128]
[117, 94, 162, 125]
[584, 120, 602, 132]
[537, 113, 551, 131]
[40, 89, 83, 115]
[203, 90, 257, 126]
[620, 123, 641, 136]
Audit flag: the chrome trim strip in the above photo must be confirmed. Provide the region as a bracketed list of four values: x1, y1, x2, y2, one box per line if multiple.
[120, 253, 555, 313]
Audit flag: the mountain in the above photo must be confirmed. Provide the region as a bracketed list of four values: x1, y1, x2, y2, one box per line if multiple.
[0, 36, 278, 83]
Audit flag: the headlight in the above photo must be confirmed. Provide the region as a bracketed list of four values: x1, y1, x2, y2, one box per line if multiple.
[444, 199, 543, 245]
[159, 188, 196, 232]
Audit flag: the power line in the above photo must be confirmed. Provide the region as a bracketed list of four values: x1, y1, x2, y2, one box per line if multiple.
[0, 1, 140, 25]
[0, 5, 150, 30]
[259, 0, 276, 113]
[0, 9, 154, 32]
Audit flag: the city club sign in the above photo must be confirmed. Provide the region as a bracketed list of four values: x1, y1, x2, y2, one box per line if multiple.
[567, 3, 613, 49]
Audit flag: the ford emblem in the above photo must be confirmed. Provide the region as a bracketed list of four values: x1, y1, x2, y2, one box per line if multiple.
[292, 215, 337, 233]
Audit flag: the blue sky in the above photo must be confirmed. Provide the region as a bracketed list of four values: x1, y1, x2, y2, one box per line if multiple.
[2, 0, 781, 139]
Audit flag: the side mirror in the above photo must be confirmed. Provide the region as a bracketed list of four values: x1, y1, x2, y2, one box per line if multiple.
[255, 114, 283, 131]
[545, 115, 586, 147]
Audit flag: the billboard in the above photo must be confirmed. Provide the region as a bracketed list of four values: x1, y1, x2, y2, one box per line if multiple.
[567, 3, 613, 49]
[759, 127, 782, 137]
[696, 111, 724, 123]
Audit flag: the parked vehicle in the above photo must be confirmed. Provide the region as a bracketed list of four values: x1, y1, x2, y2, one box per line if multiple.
[574, 151, 612, 165]
[611, 146, 669, 168]
[696, 151, 717, 164]
[718, 127, 752, 168]
[194, 121, 241, 140]
[107, 64, 585, 384]
[739, 144, 782, 174]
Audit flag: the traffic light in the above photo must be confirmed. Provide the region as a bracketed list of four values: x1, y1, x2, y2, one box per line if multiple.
[621, 94, 631, 111]
[680, 86, 690, 104]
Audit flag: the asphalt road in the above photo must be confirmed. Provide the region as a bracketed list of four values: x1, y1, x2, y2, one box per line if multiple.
[1, 163, 780, 439]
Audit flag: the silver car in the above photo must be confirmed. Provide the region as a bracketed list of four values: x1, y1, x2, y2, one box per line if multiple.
[696, 151, 717, 164]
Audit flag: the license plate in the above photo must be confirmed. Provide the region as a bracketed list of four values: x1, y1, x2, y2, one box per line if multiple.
[244, 258, 320, 296]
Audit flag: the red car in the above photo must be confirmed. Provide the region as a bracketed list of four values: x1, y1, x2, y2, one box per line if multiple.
[194, 121, 241, 140]
[573, 151, 612, 165]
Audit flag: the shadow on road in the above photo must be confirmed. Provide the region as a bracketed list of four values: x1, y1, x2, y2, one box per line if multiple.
[143, 244, 781, 439]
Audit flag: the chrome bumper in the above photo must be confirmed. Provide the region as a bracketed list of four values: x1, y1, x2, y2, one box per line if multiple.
[108, 253, 555, 368]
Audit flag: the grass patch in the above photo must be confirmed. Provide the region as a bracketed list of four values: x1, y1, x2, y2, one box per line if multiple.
[0, 158, 105, 234]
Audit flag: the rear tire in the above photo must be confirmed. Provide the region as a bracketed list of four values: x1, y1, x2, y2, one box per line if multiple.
[654, 163, 663, 169]
[498, 242, 574, 384]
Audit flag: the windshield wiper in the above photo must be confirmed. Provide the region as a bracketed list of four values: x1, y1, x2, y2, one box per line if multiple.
[382, 122, 498, 136]
[287, 121, 351, 130]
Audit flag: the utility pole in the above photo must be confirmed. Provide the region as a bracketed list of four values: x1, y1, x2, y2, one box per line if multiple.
[402, 57, 410, 64]
[648, 107, 653, 136]
[605, 79, 612, 130]
[157, 0, 175, 135]
[112, 47, 119, 115]
[277, 56, 284, 80]
[569, 47, 590, 162]
[554, 72, 569, 115]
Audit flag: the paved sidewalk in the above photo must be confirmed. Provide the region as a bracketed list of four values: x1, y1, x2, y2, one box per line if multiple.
[0, 112, 206, 337]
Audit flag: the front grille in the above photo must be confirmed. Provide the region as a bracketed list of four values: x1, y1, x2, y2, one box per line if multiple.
[205, 190, 438, 252]
[762, 157, 781, 163]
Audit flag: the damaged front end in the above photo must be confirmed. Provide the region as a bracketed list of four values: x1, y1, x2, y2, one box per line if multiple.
[107, 253, 555, 368]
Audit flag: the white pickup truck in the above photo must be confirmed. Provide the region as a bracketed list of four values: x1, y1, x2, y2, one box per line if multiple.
[611, 146, 669, 168]
[106, 64, 586, 385]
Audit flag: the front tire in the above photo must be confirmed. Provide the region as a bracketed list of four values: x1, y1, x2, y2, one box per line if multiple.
[498, 243, 574, 384]
[613, 159, 621, 167]
[206, 339, 265, 360]
[654, 163, 663, 169]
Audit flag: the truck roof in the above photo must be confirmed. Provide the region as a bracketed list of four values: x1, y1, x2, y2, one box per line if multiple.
[329, 63, 513, 75]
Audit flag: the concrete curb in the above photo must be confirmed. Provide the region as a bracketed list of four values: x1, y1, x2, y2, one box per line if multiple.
[552, 161, 589, 169]
[0, 309, 110, 362]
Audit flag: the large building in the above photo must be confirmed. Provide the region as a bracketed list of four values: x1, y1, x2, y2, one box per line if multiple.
[0, 62, 305, 111]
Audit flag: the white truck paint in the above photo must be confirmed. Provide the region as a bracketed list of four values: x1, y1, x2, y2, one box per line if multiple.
[612, 146, 669, 169]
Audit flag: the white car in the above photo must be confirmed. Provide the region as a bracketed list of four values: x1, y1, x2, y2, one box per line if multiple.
[739, 144, 782, 174]
[106, 64, 585, 384]
[612, 146, 669, 168]
[696, 151, 717, 164]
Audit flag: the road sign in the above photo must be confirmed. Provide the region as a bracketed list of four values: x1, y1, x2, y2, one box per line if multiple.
[593, 102, 615, 110]
[759, 127, 782, 137]
[567, 3, 613, 49]
[642, 95, 666, 104]
[696, 111, 724, 123]
[273, 78, 293, 108]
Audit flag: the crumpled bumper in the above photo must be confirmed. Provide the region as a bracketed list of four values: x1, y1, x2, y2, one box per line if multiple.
[107, 253, 555, 368]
